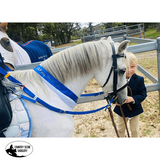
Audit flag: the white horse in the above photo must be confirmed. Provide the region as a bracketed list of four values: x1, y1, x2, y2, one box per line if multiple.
[0, 29, 31, 69]
[7, 37, 129, 137]
[0, 24, 52, 70]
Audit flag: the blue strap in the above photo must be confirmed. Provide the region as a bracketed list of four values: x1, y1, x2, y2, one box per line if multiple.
[22, 86, 112, 115]
[34, 65, 104, 99]
[20, 95, 37, 103]
[1, 63, 104, 98]
[36, 96, 113, 115]
[5, 65, 12, 71]
[0, 66, 113, 115]
[0, 67, 23, 86]
[19, 98, 32, 137]
[34, 65, 78, 102]
[0, 62, 12, 71]
[81, 92, 104, 97]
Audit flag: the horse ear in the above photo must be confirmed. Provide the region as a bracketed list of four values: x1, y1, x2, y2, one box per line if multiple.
[100, 37, 107, 40]
[107, 36, 114, 43]
[117, 40, 130, 55]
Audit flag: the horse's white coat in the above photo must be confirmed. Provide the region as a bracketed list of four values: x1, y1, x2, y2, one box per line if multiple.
[9, 38, 31, 66]
[0, 31, 31, 67]
[9, 37, 129, 137]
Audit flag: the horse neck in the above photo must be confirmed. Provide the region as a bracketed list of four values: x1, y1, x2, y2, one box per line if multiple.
[64, 73, 94, 97]
[41, 41, 105, 98]
[41, 55, 96, 97]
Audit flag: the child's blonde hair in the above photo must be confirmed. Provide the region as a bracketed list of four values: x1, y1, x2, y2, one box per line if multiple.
[126, 52, 138, 69]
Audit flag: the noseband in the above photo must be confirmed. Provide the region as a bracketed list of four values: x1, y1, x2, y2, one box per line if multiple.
[102, 43, 128, 103]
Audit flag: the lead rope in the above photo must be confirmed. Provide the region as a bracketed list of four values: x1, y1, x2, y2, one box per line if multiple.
[108, 105, 119, 137]
[107, 86, 133, 138]
[114, 103, 131, 138]
[119, 105, 130, 137]
[118, 86, 133, 138]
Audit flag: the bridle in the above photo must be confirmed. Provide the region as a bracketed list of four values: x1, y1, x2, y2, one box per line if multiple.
[101, 42, 129, 138]
[102, 43, 128, 103]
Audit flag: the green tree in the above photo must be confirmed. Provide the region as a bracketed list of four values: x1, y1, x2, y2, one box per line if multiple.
[43, 23, 81, 45]
[6, 22, 81, 45]
[42, 23, 54, 45]
[7, 23, 40, 42]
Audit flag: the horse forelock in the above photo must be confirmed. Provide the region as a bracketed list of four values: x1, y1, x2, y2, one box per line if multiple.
[41, 40, 111, 84]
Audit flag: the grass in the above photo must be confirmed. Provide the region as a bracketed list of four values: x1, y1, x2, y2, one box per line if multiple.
[145, 28, 160, 39]
[129, 42, 138, 46]
[74, 40, 82, 45]
[55, 40, 82, 48]
[138, 57, 158, 79]
[143, 128, 151, 136]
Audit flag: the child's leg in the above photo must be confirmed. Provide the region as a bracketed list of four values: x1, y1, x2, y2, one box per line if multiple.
[129, 115, 140, 137]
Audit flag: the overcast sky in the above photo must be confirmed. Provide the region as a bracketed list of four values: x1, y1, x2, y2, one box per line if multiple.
[80, 22, 101, 28]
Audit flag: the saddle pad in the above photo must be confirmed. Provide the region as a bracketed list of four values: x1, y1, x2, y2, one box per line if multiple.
[3, 91, 32, 137]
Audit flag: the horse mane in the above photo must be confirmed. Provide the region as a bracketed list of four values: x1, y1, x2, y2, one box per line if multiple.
[10, 39, 111, 96]
[41, 39, 111, 83]
[10, 38, 129, 96]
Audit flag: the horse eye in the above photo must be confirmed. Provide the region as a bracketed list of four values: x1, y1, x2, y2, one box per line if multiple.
[119, 69, 126, 75]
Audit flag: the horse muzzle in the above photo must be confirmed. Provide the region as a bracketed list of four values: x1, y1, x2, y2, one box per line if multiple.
[105, 89, 127, 105]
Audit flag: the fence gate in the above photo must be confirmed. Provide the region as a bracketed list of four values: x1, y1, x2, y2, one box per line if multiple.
[15, 36, 160, 114]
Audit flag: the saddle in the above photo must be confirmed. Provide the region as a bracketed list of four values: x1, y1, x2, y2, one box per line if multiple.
[0, 53, 12, 137]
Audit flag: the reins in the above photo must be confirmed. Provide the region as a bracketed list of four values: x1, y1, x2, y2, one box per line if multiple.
[116, 86, 133, 138]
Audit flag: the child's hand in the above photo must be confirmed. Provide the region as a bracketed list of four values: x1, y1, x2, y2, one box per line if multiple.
[125, 96, 134, 103]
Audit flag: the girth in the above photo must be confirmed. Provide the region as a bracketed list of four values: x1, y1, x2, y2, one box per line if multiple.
[0, 53, 12, 137]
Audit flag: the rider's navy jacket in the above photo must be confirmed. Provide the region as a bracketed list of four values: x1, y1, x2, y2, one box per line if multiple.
[114, 73, 147, 118]
[18, 40, 52, 63]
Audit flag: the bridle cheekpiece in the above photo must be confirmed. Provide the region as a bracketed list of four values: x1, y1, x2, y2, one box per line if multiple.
[102, 43, 128, 103]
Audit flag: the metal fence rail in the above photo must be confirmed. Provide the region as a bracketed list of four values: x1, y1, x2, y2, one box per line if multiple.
[78, 37, 160, 106]
[82, 25, 126, 36]
[15, 36, 160, 113]
[81, 24, 145, 42]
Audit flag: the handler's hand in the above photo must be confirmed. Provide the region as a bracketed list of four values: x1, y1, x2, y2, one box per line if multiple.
[125, 96, 134, 103]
